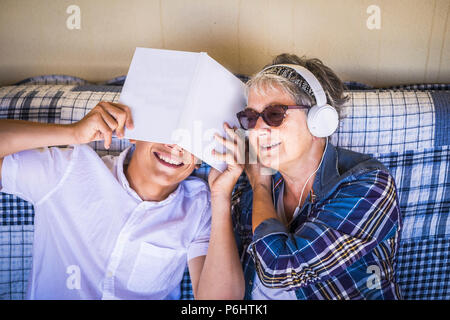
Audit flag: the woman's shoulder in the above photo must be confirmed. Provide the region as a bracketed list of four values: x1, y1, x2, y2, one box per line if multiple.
[335, 146, 389, 178]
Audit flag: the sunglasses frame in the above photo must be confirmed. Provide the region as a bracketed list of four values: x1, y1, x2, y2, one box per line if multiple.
[236, 105, 309, 130]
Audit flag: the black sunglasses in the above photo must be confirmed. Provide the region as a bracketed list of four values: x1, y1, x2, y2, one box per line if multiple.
[236, 105, 308, 130]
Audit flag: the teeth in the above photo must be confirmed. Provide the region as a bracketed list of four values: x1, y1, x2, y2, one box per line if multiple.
[261, 142, 280, 148]
[157, 153, 182, 165]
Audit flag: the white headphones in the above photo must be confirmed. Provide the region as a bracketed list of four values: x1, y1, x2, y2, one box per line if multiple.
[261, 63, 339, 138]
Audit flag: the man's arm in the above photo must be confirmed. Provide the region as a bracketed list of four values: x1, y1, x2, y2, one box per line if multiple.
[0, 120, 77, 184]
[0, 102, 134, 180]
[188, 194, 245, 300]
[0, 120, 78, 159]
[188, 124, 246, 300]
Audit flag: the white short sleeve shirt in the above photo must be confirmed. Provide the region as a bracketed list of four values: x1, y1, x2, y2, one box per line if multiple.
[0, 145, 211, 300]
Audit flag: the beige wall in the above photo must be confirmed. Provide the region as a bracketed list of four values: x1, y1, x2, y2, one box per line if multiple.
[0, 0, 449, 87]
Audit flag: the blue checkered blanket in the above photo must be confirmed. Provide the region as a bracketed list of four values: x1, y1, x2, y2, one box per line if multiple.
[1, 75, 449, 299]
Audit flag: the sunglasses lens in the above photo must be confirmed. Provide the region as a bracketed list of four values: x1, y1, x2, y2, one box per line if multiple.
[237, 109, 259, 130]
[263, 105, 286, 126]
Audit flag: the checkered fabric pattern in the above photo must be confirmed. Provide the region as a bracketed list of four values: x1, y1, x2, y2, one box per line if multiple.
[385, 83, 450, 91]
[329, 90, 450, 299]
[342, 83, 450, 91]
[331, 91, 436, 154]
[0, 77, 449, 300]
[15, 75, 89, 86]
[397, 237, 450, 299]
[0, 195, 34, 299]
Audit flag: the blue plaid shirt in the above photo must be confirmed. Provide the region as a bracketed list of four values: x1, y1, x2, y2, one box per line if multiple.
[231, 143, 403, 300]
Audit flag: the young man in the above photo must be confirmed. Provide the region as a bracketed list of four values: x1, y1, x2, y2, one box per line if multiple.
[0, 101, 244, 299]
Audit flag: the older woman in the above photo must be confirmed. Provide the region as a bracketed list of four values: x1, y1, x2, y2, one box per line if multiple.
[213, 53, 402, 300]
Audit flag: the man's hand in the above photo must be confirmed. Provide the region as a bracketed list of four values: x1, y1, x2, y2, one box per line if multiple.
[209, 123, 245, 198]
[72, 102, 134, 149]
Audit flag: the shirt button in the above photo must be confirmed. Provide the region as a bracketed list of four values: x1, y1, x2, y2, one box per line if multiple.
[249, 280, 253, 286]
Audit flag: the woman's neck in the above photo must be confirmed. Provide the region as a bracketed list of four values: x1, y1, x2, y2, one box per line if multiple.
[279, 138, 326, 207]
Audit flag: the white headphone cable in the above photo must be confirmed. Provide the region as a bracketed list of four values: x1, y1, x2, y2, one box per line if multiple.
[291, 137, 328, 221]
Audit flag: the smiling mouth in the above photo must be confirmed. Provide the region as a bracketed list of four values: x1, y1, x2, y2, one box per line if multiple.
[260, 142, 281, 151]
[154, 152, 184, 168]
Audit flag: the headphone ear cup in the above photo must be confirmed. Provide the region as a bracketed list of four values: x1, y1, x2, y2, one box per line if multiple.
[307, 104, 339, 137]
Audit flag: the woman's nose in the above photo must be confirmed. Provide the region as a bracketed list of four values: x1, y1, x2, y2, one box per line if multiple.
[253, 116, 270, 131]
[252, 117, 272, 140]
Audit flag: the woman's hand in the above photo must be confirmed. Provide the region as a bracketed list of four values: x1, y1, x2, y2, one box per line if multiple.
[208, 123, 245, 198]
[72, 101, 134, 149]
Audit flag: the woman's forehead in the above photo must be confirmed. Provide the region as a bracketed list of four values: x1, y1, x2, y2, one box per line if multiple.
[247, 85, 295, 108]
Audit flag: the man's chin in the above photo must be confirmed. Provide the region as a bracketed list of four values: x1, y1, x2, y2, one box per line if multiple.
[152, 166, 194, 185]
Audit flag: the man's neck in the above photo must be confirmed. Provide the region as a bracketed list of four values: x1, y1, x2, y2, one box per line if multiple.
[124, 161, 178, 202]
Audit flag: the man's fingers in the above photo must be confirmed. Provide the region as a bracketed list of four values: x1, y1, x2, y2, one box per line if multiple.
[99, 102, 126, 137]
[214, 134, 236, 152]
[109, 102, 134, 130]
[214, 132, 245, 165]
[95, 116, 113, 149]
[223, 122, 239, 140]
[98, 109, 118, 132]
[224, 123, 246, 155]
[99, 102, 129, 137]
[214, 134, 245, 164]
[211, 149, 237, 165]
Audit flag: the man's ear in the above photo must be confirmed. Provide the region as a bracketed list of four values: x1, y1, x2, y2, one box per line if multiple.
[193, 156, 202, 170]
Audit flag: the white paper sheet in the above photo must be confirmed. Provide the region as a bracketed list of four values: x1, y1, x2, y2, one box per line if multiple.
[120, 47, 246, 171]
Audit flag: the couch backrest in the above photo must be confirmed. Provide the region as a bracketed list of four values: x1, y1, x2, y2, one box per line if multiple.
[331, 90, 450, 299]
[0, 81, 449, 299]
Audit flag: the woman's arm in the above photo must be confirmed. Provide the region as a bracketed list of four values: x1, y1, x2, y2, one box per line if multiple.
[251, 182, 278, 233]
[249, 170, 401, 290]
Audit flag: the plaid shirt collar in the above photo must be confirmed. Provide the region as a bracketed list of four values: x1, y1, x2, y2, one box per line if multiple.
[271, 140, 340, 205]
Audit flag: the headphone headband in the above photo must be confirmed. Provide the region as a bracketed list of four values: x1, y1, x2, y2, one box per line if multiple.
[261, 64, 327, 107]
[260, 63, 339, 138]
